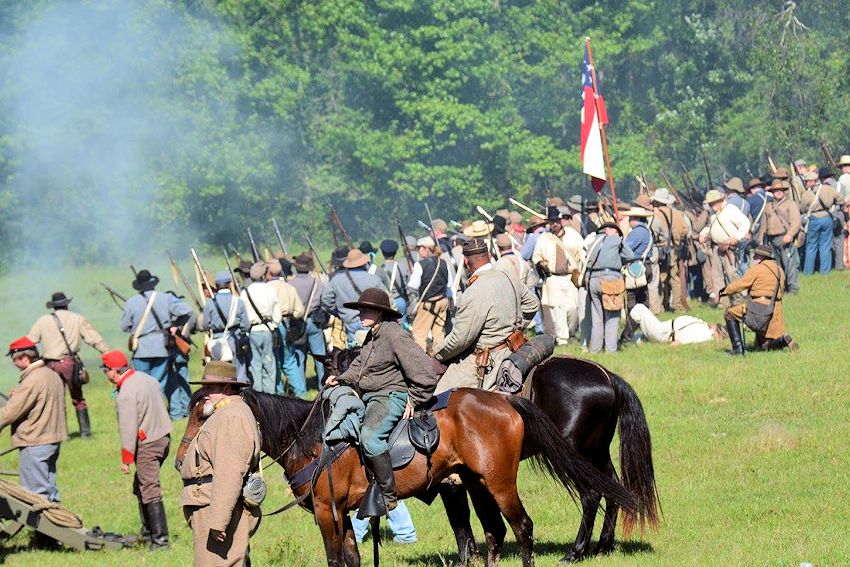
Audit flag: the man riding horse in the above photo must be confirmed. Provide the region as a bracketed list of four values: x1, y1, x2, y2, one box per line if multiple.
[325, 288, 438, 515]
[434, 237, 540, 393]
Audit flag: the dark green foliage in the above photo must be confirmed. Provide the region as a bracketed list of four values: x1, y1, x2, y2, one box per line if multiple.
[0, 0, 848, 263]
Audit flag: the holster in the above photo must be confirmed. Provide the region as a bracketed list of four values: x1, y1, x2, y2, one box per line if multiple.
[474, 347, 490, 389]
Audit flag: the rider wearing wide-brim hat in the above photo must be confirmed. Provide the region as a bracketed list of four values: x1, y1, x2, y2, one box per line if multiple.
[324, 288, 437, 516]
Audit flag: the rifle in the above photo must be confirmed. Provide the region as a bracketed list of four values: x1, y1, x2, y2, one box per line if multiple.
[242, 223, 261, 263]
[190, 248, 215, 298]
[396, 218, 415, 271]
[700, 145, 714, 192]
[474, 205, 500, 259]
[129, 264, 138, 278]
[680, 166, 702, 203]
[821, 142, 837, 169]
[767, 152, 779, 175]
[508, 196, 545, 217]
[167, 251, 203, 311]
[424, 202, 440, 254]
[328, 212, 340, 249]
[327, 199, 354, 249]
[100, 283, 127, 310]
[223, 247, 242, 294]
[304, 233, 328, 274]
[788, 156, 801, 203]
[271, 217, 289, 256]
[227, 243, 243, 264]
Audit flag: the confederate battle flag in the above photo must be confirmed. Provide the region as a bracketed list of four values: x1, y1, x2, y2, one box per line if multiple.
[580, 44, 608, 192]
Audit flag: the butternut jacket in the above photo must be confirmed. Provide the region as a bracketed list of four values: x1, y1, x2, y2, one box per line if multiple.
[337, 320, 437, 407]
[28, 310, 108, 360]
[114, 369, 172, 464]
[724, 259, 785, 303]
[759, 197, 801, 239]
[1, 361, 68, 447]
[180, 396, 261, 532]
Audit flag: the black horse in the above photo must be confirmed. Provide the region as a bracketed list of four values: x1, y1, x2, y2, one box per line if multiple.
[322, 349, 659, 564]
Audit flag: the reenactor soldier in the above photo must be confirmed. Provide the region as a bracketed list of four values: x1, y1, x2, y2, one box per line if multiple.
[699, 190, 751, 307]
[120, 269, 193, 420]
[180, 362, 261, 566]
[650, 188, 688, 312]
[435, 238, 539, 393]
[747, 177, 770, 238]
[407, 236, 452, 353]
[800, 170, 837, 274]
[758, 179, 801, 294]
[199, 271, 251, 383]
[379, 239, 412, 316]
[27, 291, 108, 437]
[321, 249, 387, 347]
[721, 245, 797, 354]
[494, 233, 525, 280]
[2, 338, 67, 503]
[532, 206, 583, 345]
[289, 253, 327, 388]
[324, 288, 435, 540]
[101, 350, 172, 550]
[240, 262, 281, 394]
[265, 260, 307, 398]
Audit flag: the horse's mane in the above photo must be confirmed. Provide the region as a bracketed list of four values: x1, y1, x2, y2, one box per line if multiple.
[240, 389, 323, 459]
[188, 387, 207, 411]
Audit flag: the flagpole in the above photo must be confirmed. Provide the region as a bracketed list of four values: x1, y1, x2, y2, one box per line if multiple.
[584, 37, 620, 220]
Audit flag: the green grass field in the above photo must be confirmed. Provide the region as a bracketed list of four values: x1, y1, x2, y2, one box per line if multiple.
[0, 265, 848, 566]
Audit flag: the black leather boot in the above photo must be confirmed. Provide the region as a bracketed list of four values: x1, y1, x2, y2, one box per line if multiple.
[76, 408, 91, 438]
[725, 318, 744, 356]
[369, 452, 397, 511]
[139, 500, 151, 543]
[766, 335, 798, 351]
[145, 501, 170, 551]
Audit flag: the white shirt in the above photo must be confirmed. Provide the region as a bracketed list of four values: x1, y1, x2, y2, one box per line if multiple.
[240, 282, 282, 329]
[629, 304, 714, 344]
[700, 203, 751, 244]
[407, 256, 455, 297]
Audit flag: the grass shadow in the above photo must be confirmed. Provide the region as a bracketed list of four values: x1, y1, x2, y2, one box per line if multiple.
[404, 538, 655, 565]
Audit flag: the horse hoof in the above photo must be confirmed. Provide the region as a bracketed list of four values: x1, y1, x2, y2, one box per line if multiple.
[592, 542, 616, 556]
[559, 551, 585, 564]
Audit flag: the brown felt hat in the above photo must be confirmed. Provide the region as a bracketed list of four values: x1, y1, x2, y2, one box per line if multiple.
[723, 177, 745, 194]
[525, 215, 546, 233]
[342, 249, 370, 269]
[747, 177, 766, 190]
[294, 253, 314, 273]
[753, 245, 774, 260]
[190, 361, 247, 387]
[343, 288, 401, 319]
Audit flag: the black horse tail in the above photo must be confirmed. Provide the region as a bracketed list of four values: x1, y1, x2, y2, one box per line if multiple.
[611, 372, 661, 537]
[507, 396, 641, 516]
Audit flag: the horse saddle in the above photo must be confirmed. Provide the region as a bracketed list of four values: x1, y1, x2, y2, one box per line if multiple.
[388, 390, 452, 469]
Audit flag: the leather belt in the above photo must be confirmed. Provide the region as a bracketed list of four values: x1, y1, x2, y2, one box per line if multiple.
[183, 475, 213, 487]
[474, 341, 510, 356]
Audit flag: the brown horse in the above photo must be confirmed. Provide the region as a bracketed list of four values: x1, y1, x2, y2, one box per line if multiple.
[320, 349, 661, 564]
[176, 387, 641, 567]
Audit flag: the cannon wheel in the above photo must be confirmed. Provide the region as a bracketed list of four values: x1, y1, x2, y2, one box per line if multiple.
[0, 518, 24, 539]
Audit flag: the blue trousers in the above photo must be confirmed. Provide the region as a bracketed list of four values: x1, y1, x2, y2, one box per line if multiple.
[276, 323, 307, 398]
[804, 215, 833, 274]
[293, 318, 326, 391]
[736, 238, 751, 277]
[249, 331, 276, 394]
[133, 356, 188, 420]
[352, 500, 417, 543]
[20, 443, 61, 502]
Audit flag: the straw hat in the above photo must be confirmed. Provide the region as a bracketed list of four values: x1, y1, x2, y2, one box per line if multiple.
[623, 207, 653, 218]
[651, 188, 675, 205]
[836, 154, 850, 167]
[463, 219, 492, 238]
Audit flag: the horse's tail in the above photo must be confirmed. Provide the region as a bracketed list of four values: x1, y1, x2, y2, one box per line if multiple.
[611, 372, 661, 537]
[506, 396, 641, 516]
